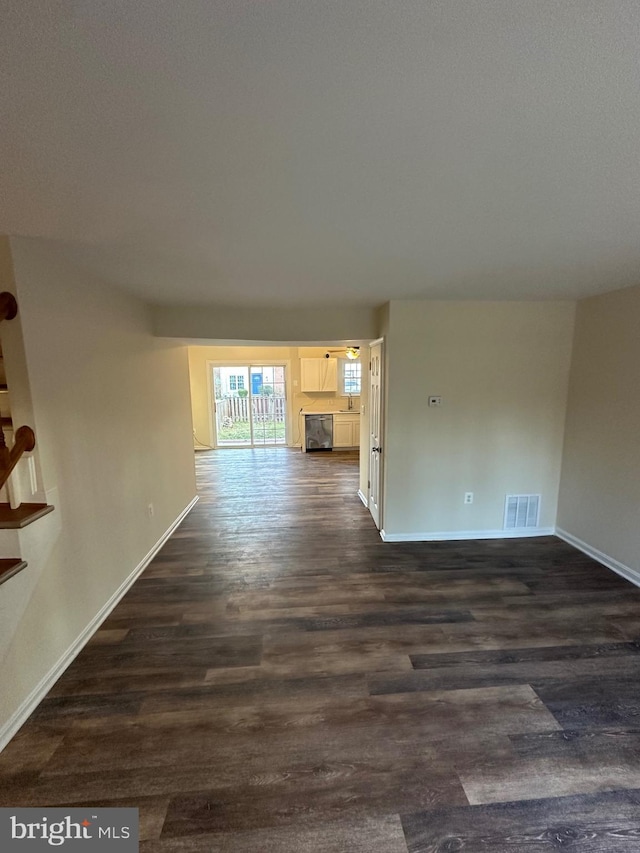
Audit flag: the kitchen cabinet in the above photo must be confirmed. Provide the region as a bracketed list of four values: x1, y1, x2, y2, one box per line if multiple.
[333, 413, 360, 448]
[300, 358, 337, 393]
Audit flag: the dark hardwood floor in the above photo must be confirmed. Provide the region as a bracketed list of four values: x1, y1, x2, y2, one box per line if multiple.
[2, 448, 640, 851]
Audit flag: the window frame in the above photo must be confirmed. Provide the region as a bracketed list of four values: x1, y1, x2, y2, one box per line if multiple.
[339, 358, 362, 396]
[228, 374, 245, 392]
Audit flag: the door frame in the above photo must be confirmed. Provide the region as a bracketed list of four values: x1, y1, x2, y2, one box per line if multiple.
[367, 337, 385, 530]
[206, 360, 293, 448]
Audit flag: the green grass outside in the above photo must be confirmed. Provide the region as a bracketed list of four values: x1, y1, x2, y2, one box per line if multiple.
[217, 419, 286, 444]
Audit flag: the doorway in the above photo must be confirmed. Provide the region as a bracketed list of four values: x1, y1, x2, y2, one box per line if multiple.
[211, 364, 288, 447]
[367, 339, 383, 529]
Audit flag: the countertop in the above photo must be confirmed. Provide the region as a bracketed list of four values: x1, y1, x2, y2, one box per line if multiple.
[300, 410, 360, 416]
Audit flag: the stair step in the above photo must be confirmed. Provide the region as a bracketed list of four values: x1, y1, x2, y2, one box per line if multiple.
[0, 503, 54, 528]
[0, 558, 28, 585]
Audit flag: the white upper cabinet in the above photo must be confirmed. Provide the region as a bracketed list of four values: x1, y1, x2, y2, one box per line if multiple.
[300, 358, 338, 393]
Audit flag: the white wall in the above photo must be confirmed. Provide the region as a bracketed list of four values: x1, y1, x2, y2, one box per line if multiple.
[557, 284, 640, 576]
[153, 303, 378, 342]
[0, 238, 196, 739]
[381, 300, 575, 537]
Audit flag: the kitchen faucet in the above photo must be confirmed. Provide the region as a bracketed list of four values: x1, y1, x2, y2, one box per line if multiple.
[347, 394, 353, 410]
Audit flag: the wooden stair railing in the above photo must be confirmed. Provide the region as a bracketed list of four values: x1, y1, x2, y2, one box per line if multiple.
[0, 291, 46, 580]
[0, 425, 35, 492]
[0, 290, 35, 489]
[0, 292, 18, 323]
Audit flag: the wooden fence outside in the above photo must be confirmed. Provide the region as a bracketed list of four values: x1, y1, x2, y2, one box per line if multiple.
[216, 396, 286, 423]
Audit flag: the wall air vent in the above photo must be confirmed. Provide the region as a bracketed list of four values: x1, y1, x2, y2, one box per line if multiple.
[504, 494, 540, 530]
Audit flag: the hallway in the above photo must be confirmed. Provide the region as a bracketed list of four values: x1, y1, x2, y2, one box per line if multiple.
[2, 448, 640, 851]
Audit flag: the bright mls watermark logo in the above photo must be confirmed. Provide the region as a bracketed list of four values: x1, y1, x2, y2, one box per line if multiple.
[0, 809, 138, 850]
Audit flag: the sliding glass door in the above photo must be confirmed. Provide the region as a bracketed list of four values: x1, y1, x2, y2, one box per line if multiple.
[212, 364, 287, 447]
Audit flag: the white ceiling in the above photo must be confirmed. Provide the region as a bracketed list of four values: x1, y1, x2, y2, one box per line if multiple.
[2, 1, 640, 307]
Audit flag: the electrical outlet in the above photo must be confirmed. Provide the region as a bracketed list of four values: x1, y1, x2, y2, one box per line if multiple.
[148, 503, 154, 517]
[464, 492, 474, 504]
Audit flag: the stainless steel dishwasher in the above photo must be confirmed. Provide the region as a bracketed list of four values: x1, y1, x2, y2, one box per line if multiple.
[304, 414, 333, 451]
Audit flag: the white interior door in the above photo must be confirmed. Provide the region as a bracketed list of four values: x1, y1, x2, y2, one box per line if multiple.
[368, 340, 383, 529]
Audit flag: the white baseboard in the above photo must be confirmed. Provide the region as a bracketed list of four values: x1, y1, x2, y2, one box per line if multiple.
[357, 489, 368, 508]
[555, 527, 640, 589]
[379, 527, 555, 542]
[0, 495, 199, 754]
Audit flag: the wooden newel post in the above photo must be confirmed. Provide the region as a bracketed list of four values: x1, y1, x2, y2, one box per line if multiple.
[13, 426, 36, 454]
[0, 426, 36, 491]
[0, 292, 18, 322]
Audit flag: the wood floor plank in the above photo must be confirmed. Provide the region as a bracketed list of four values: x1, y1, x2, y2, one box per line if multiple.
[459, 737, 640, 805]
[367, 641, 640, 696]
[402, 789, 640, 852]
[142, 815, 409, 853]
[67, 634, 263, 672]
[30, 693, 144, 722]
[455, 728, 640, 806]
[161, 761, 463, 836]
[369, 684, 561, 737]
[531, 675, 640, 729]
[409, 639, 640, 669]
[0, 727, 64, 776]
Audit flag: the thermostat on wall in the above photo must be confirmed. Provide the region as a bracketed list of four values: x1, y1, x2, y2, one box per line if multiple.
[428, 396, 442, 407]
